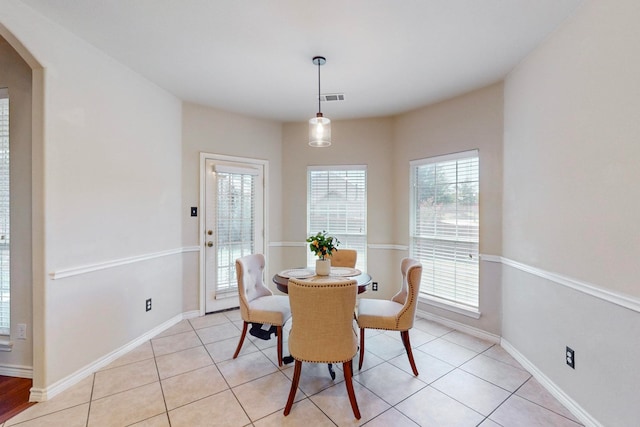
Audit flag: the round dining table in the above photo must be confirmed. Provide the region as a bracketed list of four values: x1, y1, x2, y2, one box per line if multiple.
[272, 267, 372, 294]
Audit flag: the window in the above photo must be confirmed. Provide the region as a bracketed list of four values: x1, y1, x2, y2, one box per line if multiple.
[0, 89, 9, 336]
[410, 150, 479, 309]
[307, 166, 367, 270]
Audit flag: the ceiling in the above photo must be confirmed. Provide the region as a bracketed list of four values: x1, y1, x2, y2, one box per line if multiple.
[20, 0, 583, 122]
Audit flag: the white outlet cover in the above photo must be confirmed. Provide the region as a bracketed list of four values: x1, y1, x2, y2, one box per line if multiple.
[17, 323, 27, 340]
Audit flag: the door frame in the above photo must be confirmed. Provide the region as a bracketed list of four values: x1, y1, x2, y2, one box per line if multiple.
[198, 152, 269, 315]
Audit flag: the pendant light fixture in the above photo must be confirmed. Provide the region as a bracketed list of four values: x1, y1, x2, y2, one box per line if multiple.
[309, 56, 331, 147]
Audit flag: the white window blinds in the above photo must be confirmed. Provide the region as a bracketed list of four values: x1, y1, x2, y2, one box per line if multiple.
[410, 151, 479, 308]
[214, 167, 258, 297]
[0, 89, 9, 335]
[307, 166, 367, 270]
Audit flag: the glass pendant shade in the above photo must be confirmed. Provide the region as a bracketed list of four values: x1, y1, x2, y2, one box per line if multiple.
[309, 113, 331, 147]
[308, 56, 331, 147]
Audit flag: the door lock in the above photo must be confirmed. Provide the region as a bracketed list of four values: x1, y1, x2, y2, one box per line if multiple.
[207, 230, 213, 235]
[207, 241, 213, 247]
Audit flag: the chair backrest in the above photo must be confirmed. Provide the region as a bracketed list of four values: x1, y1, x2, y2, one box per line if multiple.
[287, 277, 358, 363]
[391, 258, 423, 330]
[328, 249, 357, 268]
[236, 254, 273, 321]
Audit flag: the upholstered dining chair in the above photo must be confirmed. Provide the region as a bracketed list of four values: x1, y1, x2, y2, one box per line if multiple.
[284, 277, 361, 420]
[356, 258, 423, 375]
[328, 248, 357, 268]
[233, 253, 291, 367]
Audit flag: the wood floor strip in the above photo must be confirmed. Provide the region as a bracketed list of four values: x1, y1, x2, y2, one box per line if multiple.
[0, 375, 36, 424]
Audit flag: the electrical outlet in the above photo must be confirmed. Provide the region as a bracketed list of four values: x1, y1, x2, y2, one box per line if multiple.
[372, 281, 378, 291]
[16, 323, 27, 340]
[146, 298, 152, 312]
[566, 346, 575, 369]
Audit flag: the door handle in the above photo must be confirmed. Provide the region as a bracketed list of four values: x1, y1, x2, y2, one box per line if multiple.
[207, 241, 213, 247]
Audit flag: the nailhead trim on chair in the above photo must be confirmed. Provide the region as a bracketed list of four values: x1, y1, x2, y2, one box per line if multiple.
[357, 259, 422, 376]
[393, 264, 421, 329]
[285, 277, 361, 419]
[288, 277, 358, 363]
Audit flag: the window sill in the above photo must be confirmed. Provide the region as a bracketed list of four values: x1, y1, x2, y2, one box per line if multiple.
[419, 296, 481, 319]
[0, 338, 13, 352]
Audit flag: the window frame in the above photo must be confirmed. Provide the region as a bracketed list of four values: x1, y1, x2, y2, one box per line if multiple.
[307, 165, 367, 271]
[410, 150, 480, 318]
[0, 88, 10, 336]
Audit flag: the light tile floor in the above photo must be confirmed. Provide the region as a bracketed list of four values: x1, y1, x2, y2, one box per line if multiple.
[2, 310, 584, 427]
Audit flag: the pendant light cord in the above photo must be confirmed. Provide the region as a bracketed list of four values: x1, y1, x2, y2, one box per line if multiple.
[317, 60, 322, 115]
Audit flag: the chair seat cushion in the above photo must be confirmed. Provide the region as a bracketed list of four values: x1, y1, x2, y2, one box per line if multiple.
[357, 298, 404, 330]
[247, 295, 291, 326]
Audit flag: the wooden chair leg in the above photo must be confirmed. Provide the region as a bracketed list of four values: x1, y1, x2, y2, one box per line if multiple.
[343, 360, 361, 420]
[276, 325, 283, 367]
[401, 330, 419, 376]
[284, 359, 302, 416]
[358, 328, 365, 370]
[233, 321, 248, 359]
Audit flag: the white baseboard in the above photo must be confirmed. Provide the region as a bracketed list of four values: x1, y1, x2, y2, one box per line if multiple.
[182, 310, 201, 319]
[416, 308, 500, 344]
[29, 311, 193, 402]
[0, 363, 33, 378]
[501, 339, 602, 427]
[416, 311, 601, 426]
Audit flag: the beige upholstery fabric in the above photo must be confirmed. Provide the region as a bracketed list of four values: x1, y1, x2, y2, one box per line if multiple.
[357, 258, 422, 375]
[284, 277, 361, 419]
[327, 249, 357, 268]
[391, 257, 415, 305]
[233, 254, 291, 366]
[357, 258, 422, 331]
[287, 277, 358, 363]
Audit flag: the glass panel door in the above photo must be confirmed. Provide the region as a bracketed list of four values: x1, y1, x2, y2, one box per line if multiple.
[204, 159, 264, 313]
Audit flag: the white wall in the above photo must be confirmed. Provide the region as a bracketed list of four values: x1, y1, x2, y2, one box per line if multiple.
[280, 88, 504, 326]
[0, 35, 33, 375]
[1, 0, 184, 394]
[5, 3, 637, 424]
[503, 0, 640, 425]
[281, 118, 397, 298]
[394, 84, 504, 335]
[181, 102, 283, 295]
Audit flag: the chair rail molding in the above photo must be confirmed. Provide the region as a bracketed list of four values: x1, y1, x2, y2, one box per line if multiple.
[50, 246, 200, 280]
[484, 254, 640, 313]
[268, 241, 306, 247]
[367, 244, 409, 251]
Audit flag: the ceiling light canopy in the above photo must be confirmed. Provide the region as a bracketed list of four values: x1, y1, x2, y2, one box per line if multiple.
[309, 56, 331, 148]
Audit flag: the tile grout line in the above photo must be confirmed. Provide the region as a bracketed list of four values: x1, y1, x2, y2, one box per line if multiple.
[194, 316, 255, 425]
[9, 313, 581, 426]
[84, 372, 96, 427]
[152, 324, 173, 427]
[251, 325, 352, 426]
